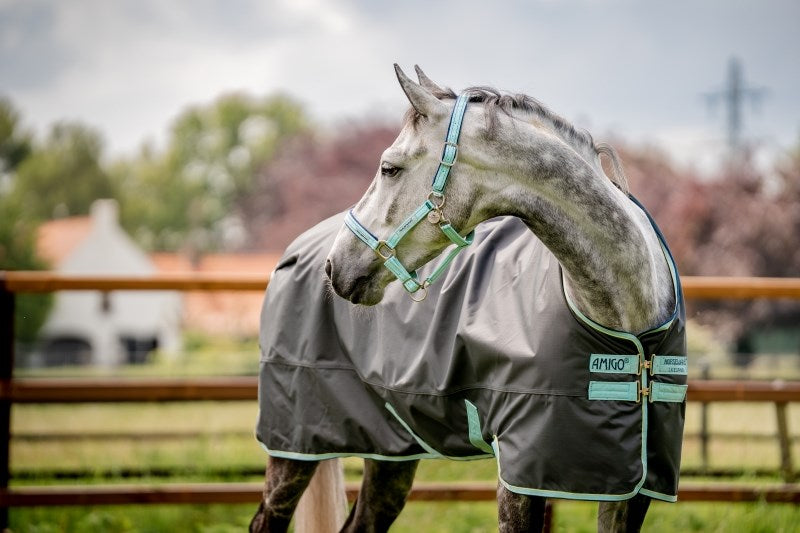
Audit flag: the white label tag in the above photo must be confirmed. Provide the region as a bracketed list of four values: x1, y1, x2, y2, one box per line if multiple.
[651, 355, 688, 376]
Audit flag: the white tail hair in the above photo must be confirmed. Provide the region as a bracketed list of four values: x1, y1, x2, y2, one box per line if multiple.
[294, 458, 348, 533]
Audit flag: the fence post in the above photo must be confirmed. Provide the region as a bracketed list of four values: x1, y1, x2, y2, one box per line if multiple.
[776, 402, 795, 482]
[543, 500, 554, 533]
[698, 358, 710, 472]
[0, 282, 15, 530]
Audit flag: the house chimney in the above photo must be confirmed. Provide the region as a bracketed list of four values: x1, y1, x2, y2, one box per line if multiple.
[91, 199, 119, 229]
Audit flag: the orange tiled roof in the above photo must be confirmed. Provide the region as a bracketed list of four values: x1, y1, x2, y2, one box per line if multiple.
[36, 216, 92, 266]
[35, 213, 284, 336]
[152, 252, 283, 336]
[151, 252, 282, 274]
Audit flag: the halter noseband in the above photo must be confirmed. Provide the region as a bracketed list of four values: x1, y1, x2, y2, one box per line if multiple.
[344, 93, 474, 302]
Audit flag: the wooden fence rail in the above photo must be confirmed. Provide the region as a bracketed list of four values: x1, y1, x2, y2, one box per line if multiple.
[4, 271, 800, 298]
[3, 481, 799, 507]
[3, 377, 800, 404]
[2, 271, 800, 526]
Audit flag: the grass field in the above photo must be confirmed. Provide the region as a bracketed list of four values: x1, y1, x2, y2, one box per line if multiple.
[11, 400, 800, 531]
[13, 401, 800, 475]
[10, 500, 800, 533]
[10, 334, 800, 531]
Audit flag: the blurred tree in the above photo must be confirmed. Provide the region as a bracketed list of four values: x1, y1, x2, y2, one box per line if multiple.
[10, 121, 116, 220]
[0, 97, 32, 180]
[0, 97, 52, 342]
[241, 121, 400, 251]
[0, 198, 52, 343]
[114, 92, 307, 254]
[620, 139, 800, 348]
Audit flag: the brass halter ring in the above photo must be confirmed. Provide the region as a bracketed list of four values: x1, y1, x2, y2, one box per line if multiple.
[409, 283, 429, 302]
[427, 191, 446, 209]
[426, 192, 446, 224]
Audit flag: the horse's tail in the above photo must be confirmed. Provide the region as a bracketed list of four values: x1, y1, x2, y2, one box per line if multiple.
[294, 458, 348, 533]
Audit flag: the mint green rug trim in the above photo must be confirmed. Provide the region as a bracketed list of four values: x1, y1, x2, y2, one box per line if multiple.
[588, 380, 639, 401]
[645, 237, 681, 334]
[384, 403, 491, 461]
[258, 441, 435, 462]
[464, 399, 495, 454]
[639, 488, 678, 502]
[563, 223, 681, 340]
[491, 437, 646, 502]
[562, 285, 645, 357]
[650, 382, 688, 403]
[385, 402, 443, 457]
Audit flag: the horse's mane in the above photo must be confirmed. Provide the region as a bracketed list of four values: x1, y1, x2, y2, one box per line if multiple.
[404, 86, 628, 192]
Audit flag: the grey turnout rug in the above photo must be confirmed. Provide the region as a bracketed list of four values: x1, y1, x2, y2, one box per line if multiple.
[256, 211, 687, 502]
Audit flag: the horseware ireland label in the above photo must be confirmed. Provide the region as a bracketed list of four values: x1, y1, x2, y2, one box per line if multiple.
[651, 355, 688, 375]
[589, 354, 639, 374]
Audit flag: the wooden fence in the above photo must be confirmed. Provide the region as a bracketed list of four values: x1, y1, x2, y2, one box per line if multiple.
[2, 272, 800, 527]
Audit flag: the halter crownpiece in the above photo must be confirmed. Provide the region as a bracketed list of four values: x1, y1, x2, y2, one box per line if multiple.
[344, 92, 474, 302]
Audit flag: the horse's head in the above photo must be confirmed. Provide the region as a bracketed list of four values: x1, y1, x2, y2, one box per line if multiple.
[326, 65, 501, 305]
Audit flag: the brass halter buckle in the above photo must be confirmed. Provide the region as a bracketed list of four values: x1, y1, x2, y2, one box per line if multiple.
[375, 240, 395, 261]
[440, 141, 459, 167]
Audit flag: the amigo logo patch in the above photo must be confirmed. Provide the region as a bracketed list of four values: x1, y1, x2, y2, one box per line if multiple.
[589, 354, 639, 374]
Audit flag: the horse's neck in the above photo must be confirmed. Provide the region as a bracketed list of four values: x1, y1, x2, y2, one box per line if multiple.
[483, 133, 674, 333]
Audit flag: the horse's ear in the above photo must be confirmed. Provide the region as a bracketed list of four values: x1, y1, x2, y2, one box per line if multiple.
[395, 64, 446, 119]
[414, 65, 445, 93]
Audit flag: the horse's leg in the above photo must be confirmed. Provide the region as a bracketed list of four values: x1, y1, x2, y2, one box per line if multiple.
[497, 484, 547, 533]
[597, 494, 652, 533]
[340, 459, 419, 533]
[250, 456, 319, 533]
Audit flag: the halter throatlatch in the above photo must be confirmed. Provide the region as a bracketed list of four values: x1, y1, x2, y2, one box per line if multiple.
[344, 93, 474, 302]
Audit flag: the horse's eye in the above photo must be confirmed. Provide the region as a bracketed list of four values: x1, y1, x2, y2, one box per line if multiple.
[381, 162, 401, 178]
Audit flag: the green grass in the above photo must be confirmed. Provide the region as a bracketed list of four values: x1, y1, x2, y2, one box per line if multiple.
[10, 495, 800, 532]
[11, 332, 800, 532]
[11, 456, 800, 532]
[13, 403, 800, 475]
[11, 504, 255, 533]
[553, 500, 800, 533]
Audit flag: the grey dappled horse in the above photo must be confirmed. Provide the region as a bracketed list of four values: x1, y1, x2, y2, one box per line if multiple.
[252, 65, 685, 532]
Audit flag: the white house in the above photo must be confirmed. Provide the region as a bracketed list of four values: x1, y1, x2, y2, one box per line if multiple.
[34, 199, 182, 367]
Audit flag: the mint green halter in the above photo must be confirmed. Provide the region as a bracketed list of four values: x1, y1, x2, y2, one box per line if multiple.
[344, 93, 474, 302]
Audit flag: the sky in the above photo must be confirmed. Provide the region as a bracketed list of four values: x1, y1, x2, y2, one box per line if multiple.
[1, 0, 799, 171]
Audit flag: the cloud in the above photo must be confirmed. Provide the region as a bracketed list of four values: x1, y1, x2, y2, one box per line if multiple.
[1, 0, 798, 160]
[0, 1, 74, 89]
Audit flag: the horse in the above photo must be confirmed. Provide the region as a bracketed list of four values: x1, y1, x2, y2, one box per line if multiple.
[251, 65, 687, 532]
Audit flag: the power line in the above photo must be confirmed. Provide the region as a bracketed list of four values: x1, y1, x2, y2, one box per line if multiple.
[704, 57, 768, 152]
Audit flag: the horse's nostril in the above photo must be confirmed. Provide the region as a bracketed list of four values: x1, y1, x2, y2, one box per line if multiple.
[324, 259, 332, 279]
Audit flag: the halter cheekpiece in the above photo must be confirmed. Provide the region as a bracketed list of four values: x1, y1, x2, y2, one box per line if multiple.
[344, 93, 474, 301]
